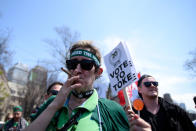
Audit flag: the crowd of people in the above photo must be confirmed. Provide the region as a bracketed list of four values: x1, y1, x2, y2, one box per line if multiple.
[2, 40, 196, 131]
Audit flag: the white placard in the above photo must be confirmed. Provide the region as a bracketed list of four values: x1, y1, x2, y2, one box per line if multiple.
[104, 42, 138, 95]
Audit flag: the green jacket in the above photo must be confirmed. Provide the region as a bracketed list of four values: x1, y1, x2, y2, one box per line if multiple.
[31, 93, 129, 131]
[92, 98, 129, 131]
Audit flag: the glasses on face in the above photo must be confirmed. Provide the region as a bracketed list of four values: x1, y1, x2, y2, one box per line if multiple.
[48, 90, 59, 95]
[143, 81, 158, 88]
[66, 59, 96, 71]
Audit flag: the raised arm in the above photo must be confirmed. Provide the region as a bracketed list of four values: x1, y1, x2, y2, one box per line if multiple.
[23, 75, 81, 131]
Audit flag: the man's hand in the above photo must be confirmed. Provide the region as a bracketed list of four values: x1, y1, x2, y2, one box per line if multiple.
[129, 114, 151, 131]
[48, 75, 81, 110]
[125, 106, 151, 131]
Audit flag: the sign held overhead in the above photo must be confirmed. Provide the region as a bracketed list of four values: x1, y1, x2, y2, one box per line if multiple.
[104, 42, 138, 94]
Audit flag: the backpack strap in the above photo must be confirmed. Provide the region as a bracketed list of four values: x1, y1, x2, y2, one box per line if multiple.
[58, 109, 85, 131]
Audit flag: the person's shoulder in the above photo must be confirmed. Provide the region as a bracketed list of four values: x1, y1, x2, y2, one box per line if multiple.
[3, 120, 9, 127]
[98, 98, 124, 111]
[30, 95, 56, 121]
[46, 95, 56, 103]
[40, 95, 56, 109]
[159, 97, 178, 108]
[21, 117, 28, 123]
[20, 117, 29, 126]
[192, 120, 196, 127]
[3, 120, 8, 126]
[98, 98, 129, 130]
[99, 98, 120, 106]
[160, 97, 187, 113]
[3, 119, 13, 130]
[4, 119, 13, 125]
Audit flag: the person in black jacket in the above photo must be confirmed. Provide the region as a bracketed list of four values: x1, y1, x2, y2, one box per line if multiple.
[136, 74, 195, 131]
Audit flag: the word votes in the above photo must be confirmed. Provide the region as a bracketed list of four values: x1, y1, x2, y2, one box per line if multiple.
[110, 60, 137, 91]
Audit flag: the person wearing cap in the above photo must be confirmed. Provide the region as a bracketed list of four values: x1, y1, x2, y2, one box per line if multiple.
[24, 40, 131, 131]
[135, 74, 195, 131]
[3, 106, 28, 131]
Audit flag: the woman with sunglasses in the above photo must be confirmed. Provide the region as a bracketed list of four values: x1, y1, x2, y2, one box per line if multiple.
[24, 40, 132, 131]
[135, 74, 195, 131]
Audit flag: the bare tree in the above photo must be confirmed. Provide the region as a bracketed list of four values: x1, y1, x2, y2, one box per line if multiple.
[184, 49, 196, 76]
[22, 82, 46, 119]
[0, 28, 13, 68]
[47, 72, 59, 87]
[0, 65, 11, 121]
[44, 26, 80, 72]
[22, 66, 48, 119]
[0, 13, 13, 120]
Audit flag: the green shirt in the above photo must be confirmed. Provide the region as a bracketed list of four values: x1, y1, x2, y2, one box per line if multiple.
[55, 89, 99, 131]
[31, 90, 129, 131]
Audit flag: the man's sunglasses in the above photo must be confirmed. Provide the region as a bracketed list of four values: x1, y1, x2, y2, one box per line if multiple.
[66, 59, 97, 71]
[48, 90, 59, 95]
[143, 81, 158, 88]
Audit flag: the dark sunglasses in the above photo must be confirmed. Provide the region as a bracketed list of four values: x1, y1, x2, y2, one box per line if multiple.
[66, 59, 96, 71]
[143, 81, 158, 88]
[48, 90, 59, 95]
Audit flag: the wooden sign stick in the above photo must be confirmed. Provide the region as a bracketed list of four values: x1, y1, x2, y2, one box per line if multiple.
[123, 87, 133, 111]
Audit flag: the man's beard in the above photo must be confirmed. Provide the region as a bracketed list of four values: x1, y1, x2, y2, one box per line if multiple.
[73, 85, 92, 93]
[148, 93, 158, 99]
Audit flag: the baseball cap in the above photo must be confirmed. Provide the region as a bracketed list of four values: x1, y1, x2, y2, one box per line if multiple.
[13, 106, 23, 112]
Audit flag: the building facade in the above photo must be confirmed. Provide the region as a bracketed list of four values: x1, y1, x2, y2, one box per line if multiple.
[7, 63, 29, 86]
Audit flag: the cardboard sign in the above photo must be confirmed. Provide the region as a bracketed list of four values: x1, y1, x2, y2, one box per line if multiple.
[104, 42, 138, 95]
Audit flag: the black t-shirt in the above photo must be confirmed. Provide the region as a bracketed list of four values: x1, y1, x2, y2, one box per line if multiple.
[139, 104, 169, 131]
[134, 97, 196, 131]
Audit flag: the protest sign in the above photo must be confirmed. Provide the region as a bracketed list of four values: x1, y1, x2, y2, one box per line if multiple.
[104, 42, 138, 95]
[118, 72, 141, 106]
